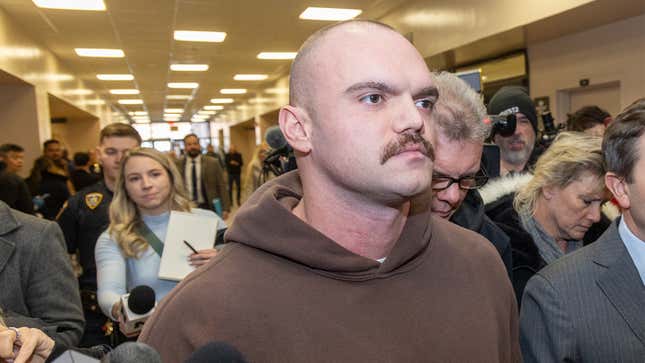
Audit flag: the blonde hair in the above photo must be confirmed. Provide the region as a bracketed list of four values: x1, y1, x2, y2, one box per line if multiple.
[108, 147, 192, 258]
[514, 132, 605, 217]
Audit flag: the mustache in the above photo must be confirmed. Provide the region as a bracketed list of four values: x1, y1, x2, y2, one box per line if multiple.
[380, 133, 435, 165]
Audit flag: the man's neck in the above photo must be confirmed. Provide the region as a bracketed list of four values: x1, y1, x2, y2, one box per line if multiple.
[294, 178, 409, 260]
[500, 160, 526, 176]
[104, 175, 115, 192]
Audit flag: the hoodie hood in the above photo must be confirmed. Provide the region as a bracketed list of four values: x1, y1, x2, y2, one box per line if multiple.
[224, 171, 433, 281]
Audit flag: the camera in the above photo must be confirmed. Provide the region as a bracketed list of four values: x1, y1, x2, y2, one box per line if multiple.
[487, 114, 517, 138]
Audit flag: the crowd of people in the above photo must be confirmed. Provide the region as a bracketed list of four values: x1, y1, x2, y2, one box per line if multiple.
[0, 19, 643, 362]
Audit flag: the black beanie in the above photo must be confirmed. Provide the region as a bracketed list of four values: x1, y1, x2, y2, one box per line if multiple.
[487, 86, 538, 135]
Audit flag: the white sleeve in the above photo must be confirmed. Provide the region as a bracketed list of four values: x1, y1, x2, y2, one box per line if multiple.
[95, 230, 127, 320]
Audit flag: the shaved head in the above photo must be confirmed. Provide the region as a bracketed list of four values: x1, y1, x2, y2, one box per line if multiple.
[289, 20, 398, 112]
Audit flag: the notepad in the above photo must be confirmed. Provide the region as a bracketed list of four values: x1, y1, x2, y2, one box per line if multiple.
[158, 211, 219, 281]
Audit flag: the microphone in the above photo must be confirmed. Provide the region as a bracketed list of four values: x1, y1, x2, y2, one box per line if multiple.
[264, 126, 287, 150]
[185, 342, 248, 363]
[104, 342, 161, 363]
[120, 285, 156, 335]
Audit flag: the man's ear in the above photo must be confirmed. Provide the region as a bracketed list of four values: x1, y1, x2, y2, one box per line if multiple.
[279, 105, 312, 154]
[605, 172, 630, 210]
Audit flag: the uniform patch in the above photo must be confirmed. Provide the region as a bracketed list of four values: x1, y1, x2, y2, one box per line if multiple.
[85, 193, 103, 210]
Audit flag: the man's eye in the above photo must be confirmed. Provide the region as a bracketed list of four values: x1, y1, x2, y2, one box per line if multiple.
[415, 99, 434, 110]
[105, 149, 117, 155]
[360, 94, 383, 104]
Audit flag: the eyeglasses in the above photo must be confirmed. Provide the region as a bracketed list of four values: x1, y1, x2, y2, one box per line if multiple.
[431, 171, 489, 191]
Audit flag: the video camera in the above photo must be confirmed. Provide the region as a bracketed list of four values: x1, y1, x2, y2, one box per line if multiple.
[263, 126, 297, 178]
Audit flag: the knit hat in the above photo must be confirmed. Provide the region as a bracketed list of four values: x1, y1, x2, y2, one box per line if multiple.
[487, 86, 538, 135]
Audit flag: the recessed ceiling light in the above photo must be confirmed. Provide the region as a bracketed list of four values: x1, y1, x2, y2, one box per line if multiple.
[170, 64, 209, 72]
[164, 108, 184, 114]
[33, 0, 106, 11]
[134, 119, 150, 123]
[166, 95, 192, 100]
[174, 30, 227, 43]
[168, 82, 199, 89]
[204, 105, 225, 110]
[75, 48, 124, 58]
[129, 111, 148, 116]
[164, 116, 180, 121]
[210, 98, 234, 104]
[299, 7, 362, 21]
[220, 89, 246, 94]
[109, 89, 139, 95]
[132, 116, 150, 122]
[118, 99, 143, 105]
[257, 52, 297, 60]
[97, 74, 133, 81]
[83, 99, 105, 105]
[234, 74, 268, 81]
[198, 110, 216, 115]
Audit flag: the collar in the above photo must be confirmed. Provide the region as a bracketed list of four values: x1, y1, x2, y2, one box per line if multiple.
[618, 217, 645, 286]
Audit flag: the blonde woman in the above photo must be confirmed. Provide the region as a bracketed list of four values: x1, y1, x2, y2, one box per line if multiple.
[95, 148, 225, 333]
[242, 143, 269, 201]
[485, 132, 607, 304]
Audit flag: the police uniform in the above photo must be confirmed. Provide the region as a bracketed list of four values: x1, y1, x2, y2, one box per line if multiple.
[58, 180, 113, 347]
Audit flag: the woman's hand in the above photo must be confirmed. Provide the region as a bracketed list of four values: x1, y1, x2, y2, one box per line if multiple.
[188, 248, 218, 267]
[0, 326, 55, 363]
[111, 301, 139, 338]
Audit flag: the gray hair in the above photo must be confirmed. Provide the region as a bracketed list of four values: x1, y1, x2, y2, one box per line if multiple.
[430, 72, 489, 142]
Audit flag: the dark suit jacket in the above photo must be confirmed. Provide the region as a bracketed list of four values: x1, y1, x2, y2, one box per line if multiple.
[520, 219, 645, 362]
[177, 154, 230, 212]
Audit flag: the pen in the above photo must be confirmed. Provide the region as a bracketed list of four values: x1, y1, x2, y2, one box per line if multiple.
[183, 240, 199, 254]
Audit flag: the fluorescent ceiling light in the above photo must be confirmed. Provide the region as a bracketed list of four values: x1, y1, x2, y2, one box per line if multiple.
[198, 110, 216, 115]
[170, 64, 209, 71]
[118, 99, 143, 105]
[132, 116, 150, 122]
[134, 119, 150, 123]
[210, 98, 234, 104]
[166, 95, 192, 100]
[84, 100, 105, 105]
[234, 74, 268, 81]
[204, 105, 224, 110]
[220, 89, 246, 94]
[33, 0, 106, 11]
[109, 89, 139, 95]
[97, 74, 133, 81]
[168, 82, 199, 89]
[299, 7, 362, 21]
[75, 48, 124, 58]
[174, 30, 226, 43]
[257, 52, 297, 60]
[129, 111, 148, 116]
[61, 89, 93, 96]
[164, 108, 184, 114]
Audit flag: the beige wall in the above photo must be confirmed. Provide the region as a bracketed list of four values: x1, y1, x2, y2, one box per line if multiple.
[229, 123, 256, 185]
[0, 83, 41, 178]
[0, 5, 114, 165]
[51, 118, 101, 157]
[528, 14, 645, 123]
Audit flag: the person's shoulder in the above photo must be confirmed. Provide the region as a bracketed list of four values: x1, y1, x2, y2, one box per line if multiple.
[431, 216, 501, 262]
[534, 237, 605, 291]
[0, 203, 58, 245]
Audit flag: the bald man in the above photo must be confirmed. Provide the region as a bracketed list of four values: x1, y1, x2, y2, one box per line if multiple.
[140, 20, 520, 362]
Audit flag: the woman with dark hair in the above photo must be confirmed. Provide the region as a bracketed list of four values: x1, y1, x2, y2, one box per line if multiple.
[566, 105, 612, 137]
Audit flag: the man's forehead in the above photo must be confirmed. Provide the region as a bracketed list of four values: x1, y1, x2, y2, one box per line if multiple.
[101, 136, 139, 147]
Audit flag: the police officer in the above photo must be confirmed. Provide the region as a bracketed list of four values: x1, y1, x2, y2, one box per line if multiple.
[57, 123, 141, 347]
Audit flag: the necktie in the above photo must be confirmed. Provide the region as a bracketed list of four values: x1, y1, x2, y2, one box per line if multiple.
[191, 159, 198, 202]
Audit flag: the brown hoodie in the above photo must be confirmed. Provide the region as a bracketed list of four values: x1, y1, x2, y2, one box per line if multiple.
[140, 171, 521, 362]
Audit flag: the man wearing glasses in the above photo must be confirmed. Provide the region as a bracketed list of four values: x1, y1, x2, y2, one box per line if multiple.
[430, 72, 512, 278]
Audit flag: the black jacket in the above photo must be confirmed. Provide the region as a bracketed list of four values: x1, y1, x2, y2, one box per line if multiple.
[451, 190, 513, 280]
[0, 163, 33, 214]
[485, 193, 545, 307]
